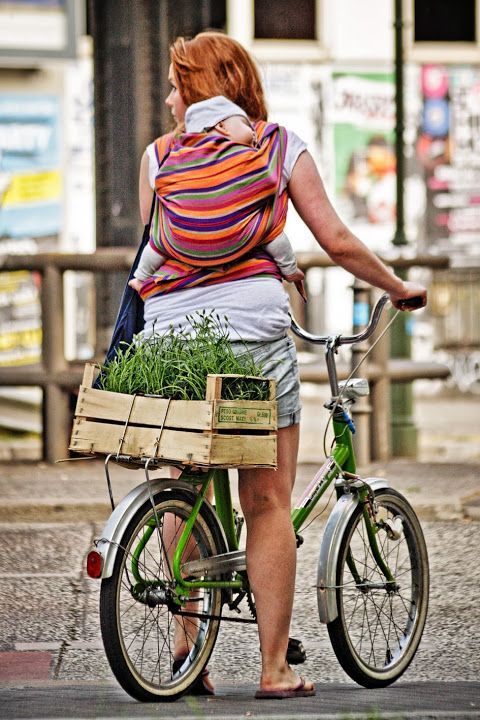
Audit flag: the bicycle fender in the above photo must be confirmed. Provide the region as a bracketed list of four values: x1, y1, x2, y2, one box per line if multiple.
[95, 479, 216, 579]
[317, 478, 390, 624]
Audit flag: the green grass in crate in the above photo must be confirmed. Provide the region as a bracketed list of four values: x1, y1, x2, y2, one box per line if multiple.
[99, 312, 271, 401]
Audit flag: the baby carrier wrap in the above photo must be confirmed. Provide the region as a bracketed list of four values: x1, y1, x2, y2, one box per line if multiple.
[140, 121, 288, 299]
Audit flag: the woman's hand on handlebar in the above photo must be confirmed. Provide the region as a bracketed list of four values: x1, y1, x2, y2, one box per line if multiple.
[388, 281, 427, 311]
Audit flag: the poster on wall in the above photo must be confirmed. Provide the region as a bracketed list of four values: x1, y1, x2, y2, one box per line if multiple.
[0, 94, 61, 238]
[417, 64, 480, 257]
[332, 72, 397, 249]
[0, 269, 41, 366]
[0, 0, 77, 59]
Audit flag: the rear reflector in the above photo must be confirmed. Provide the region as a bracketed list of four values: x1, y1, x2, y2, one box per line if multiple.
[86, 550, 103, 579]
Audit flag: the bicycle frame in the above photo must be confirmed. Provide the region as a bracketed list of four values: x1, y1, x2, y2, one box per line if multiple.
[131, 293, 399, 600]
[171, 469, 244, 592]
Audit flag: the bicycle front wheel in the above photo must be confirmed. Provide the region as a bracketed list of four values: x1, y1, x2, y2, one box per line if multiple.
[100, 488, 226, 701]
[327, 487, 429, 688]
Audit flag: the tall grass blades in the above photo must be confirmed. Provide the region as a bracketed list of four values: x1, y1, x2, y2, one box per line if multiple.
[98, 312, 271, 401]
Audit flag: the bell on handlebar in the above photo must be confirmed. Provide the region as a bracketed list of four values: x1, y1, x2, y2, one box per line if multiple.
[338, 378, 370, 400]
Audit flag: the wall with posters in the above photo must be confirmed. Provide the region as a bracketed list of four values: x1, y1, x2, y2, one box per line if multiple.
[0, 91, 62, 369]
[0, 42, 94, 370]
[0, 92, 61, 369]
[416, 64, 480, 258]
[260, 63, 426, 334]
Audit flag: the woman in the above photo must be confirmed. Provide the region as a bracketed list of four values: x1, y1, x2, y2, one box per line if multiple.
[138, 31, 426, 699]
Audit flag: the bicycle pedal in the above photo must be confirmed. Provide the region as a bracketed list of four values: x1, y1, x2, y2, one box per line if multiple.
[384, 517, 403, 541]
[286, 637, 307, 665]
[228, 590, 246, 613]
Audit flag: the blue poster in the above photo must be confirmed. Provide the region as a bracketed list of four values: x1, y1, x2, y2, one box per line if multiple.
[0, 94, 61, 237]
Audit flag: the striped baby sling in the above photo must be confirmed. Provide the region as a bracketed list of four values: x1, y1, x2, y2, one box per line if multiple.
[139, 121, 288, 299]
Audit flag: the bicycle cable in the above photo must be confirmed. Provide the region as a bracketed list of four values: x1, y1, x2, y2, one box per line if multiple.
[298, 484, 337, 533]
[322, 307, 401, 457]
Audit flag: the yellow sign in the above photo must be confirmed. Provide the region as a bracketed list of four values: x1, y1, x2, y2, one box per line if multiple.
[0, 327, 41, 353]
[2, 170, 61, 206]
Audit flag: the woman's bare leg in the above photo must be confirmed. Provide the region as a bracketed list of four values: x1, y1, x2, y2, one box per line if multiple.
[238, 424, 313, 691]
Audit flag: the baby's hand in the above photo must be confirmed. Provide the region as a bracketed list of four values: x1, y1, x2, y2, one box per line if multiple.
[284, 269, 307, 303]
[128, 278, 144, 294]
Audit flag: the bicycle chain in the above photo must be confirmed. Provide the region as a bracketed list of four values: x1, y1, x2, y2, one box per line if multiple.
[246, 587, 257, 620]
[172, 583, 258, 625]
[172, 608, 257, 624]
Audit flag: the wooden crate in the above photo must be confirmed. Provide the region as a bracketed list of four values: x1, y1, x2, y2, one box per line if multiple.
[69, 364, 277, 468]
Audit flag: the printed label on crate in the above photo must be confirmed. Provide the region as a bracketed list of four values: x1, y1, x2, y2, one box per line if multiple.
[217, 406, 272, 425]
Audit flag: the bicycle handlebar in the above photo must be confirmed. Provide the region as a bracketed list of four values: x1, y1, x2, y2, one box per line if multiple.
[290, 293, 424, 347]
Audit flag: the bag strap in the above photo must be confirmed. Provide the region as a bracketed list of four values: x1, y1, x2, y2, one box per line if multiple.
[147, 191, 156, 227]
[146, 131, 175, 229]
[154, 132, 175, 169]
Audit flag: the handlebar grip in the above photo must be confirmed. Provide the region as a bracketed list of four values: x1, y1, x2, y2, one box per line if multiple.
[397, 296, 425, 310]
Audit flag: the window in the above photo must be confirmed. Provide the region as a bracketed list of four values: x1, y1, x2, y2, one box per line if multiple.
[227, 0, 324, 62]
[254, 0, 316, 40]
[414, 0, 476, 43]
[406, 0, 480, 62]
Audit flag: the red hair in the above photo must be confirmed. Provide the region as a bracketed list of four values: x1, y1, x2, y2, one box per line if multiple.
[170, 32, 268, 122]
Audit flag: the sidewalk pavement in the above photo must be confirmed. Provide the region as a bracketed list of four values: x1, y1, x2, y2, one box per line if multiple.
[0, 455, 478, 524]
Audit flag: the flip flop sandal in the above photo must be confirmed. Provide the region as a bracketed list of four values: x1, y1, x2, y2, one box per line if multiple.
[172, 658, 215, 696]
[255, 676, 316, 700]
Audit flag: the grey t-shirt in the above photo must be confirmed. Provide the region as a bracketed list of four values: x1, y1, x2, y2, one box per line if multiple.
[143, 128, 307, 341]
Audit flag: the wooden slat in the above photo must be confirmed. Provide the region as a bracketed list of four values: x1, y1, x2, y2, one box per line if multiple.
[210, 434, 277, 467]
[75, 386, 276, 431]
[69, 418, 211, 463]
[268, 378, 276, 400]
[205, 375, 224, 401]
[69, 417, 276, 467]
[81, 363, 98, 389]
[75, 386, 213, 430]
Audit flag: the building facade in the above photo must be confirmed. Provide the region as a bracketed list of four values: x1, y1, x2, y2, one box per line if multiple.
[1, 0, 479, 374]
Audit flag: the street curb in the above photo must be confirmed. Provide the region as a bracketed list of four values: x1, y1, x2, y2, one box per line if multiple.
[0, 499, 475, 524]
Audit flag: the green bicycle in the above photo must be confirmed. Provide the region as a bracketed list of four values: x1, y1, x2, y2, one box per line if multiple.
[88, 292, 429, 700]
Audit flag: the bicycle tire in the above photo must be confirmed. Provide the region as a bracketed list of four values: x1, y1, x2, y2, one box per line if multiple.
[327, 487, 429, 688]
[100, 487, 226, 701]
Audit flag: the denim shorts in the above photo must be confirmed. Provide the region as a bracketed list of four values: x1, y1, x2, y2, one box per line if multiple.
[229, 335, 301, 428]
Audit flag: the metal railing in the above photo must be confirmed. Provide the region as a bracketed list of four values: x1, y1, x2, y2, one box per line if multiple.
[0, 250, 450, 463]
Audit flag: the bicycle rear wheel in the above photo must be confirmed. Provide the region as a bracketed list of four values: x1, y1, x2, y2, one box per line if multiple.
[327, 487, 429, 688]
[100, 488, 226, 701]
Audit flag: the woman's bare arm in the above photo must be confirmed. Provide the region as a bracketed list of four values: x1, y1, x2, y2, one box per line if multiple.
[139, 150, 152, 225]
[287, 151, 426, 308]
